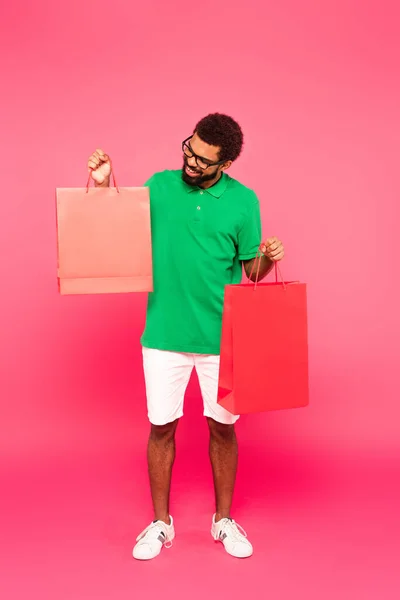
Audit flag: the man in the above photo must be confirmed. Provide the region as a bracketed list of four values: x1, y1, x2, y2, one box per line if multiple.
[87, 113, 284, 560]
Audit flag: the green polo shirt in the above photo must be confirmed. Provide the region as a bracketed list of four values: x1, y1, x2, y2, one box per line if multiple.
[140, 169, 261, 355]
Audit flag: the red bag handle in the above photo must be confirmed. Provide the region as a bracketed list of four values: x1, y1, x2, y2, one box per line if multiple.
[247, 245, 286, 290]
[86, 168, 119, 193]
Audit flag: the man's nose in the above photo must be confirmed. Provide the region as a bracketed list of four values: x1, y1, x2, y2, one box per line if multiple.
[187, 155, 197, 168]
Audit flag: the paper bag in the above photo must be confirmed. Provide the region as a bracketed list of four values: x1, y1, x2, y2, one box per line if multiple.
[218, 264, 309, 415]
[56, 174, 152, 294]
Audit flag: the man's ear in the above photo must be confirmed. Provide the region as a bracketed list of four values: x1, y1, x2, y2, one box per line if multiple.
[221, 160, 232, 172]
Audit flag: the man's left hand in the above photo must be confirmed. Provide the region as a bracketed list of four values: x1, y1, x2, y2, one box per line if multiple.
[260, 237, 285, 262]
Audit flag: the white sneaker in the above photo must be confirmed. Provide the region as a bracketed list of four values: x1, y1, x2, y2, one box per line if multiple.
[211, 515, 253, 558]
[132, 517, 175, 560]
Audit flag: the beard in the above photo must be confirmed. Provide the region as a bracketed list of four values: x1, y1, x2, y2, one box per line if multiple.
[181, 159, 219, 187]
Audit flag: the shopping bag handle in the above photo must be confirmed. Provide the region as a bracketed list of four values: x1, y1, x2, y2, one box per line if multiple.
[85, 168, 120, 193]
[247, 245, 286, 290]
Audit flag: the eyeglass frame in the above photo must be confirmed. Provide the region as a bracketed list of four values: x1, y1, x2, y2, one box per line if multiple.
[182, 136, 227, 170]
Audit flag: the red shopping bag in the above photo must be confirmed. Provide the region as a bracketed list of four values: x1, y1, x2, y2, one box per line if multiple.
[56, 171, 152, 295]
[218, 259, 309, 415]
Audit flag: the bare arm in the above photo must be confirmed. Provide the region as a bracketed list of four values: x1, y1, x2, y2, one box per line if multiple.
[243, 237, 285, 282]
[243, 254, 274, 282]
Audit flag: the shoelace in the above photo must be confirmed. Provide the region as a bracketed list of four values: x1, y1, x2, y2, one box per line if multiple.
[215, 518, 248, 543]
[136, 521, 173, 549]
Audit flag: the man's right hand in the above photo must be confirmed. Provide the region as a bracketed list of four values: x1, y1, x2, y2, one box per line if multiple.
[88, 149, 111, 186]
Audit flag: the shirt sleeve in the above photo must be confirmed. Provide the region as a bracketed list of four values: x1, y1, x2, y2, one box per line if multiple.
[237, 193, 262, 260]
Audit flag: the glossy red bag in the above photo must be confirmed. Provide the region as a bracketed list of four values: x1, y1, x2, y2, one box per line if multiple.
[218, 261, 309, 415]
[56, 172, 152, 295]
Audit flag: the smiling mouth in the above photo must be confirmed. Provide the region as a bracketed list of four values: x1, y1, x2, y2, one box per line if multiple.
[185, 165, 201, 177]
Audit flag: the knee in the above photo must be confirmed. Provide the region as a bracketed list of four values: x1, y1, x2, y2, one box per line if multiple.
[207, 417, 235, 440]
[150, 420, 178, 442]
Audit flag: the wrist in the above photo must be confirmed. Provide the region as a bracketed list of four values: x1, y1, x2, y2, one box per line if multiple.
[95, 177, 110, 188]
[261, 253, 273, 267]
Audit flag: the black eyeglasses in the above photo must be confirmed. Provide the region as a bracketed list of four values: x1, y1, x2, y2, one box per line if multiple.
[182, 136, 226, 171]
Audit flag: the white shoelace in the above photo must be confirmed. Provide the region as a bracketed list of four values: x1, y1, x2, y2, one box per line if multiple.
[136, 521, 173, 549]
[215, 518, 248, 543]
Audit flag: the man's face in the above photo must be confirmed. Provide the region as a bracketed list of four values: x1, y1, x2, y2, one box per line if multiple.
[181, 133, 225, 187]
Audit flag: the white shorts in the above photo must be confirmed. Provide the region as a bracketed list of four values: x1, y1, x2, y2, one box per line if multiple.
[142, 347, 240, 426]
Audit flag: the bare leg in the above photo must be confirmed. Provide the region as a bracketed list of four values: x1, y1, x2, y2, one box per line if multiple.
[207, 417, 238, 522]
[147, 420, 178, 524]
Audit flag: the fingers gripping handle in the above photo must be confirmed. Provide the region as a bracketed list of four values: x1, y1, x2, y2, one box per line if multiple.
[86, 168, 119, 193]
[248, 245, 286, 290]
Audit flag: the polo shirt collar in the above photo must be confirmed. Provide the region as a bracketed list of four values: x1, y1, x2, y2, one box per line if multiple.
[184, 173, 229, 198]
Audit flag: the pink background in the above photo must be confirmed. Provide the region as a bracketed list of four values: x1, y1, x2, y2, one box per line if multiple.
[1, 1, 399, 598]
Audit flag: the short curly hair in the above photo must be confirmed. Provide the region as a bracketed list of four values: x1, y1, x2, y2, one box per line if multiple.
[193, 113, 244, 163]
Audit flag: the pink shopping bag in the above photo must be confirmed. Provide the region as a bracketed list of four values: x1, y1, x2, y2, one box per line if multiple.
[56, 171, 153, 295]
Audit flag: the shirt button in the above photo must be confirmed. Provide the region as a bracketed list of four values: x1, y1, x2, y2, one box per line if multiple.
[200, 191, 204, 195]
[197, 206, 201, 210]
